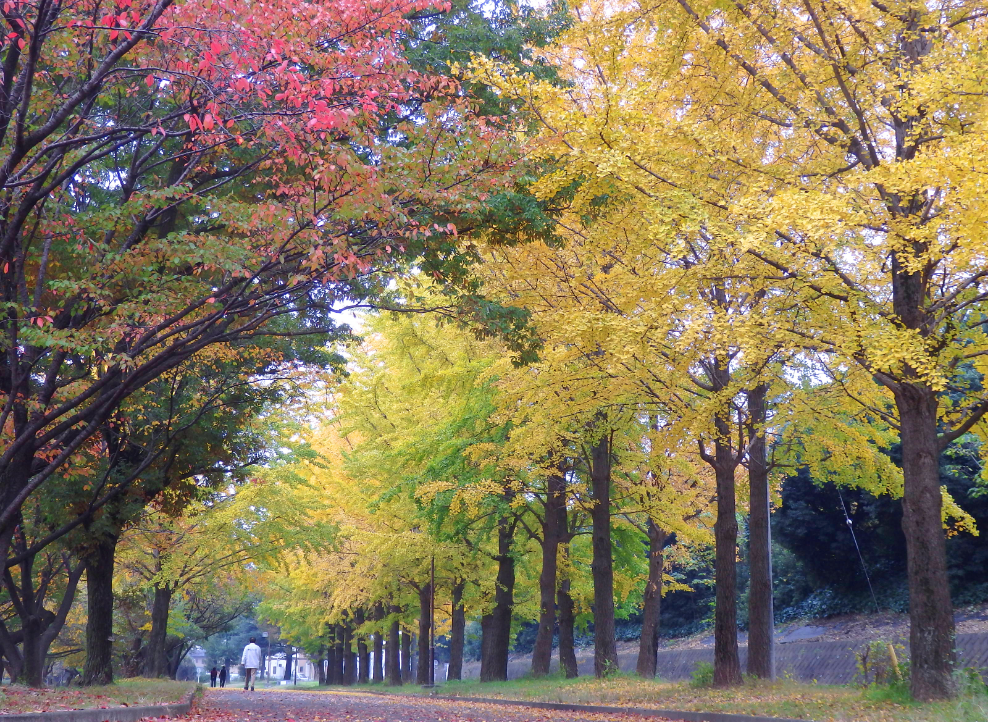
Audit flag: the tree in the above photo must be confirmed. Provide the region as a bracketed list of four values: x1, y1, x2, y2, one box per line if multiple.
[0, 532, 84, 685]
[0, 0, 511, 583]
[74, 329, 340, 685]
[115, 504, 259, 678]
[467, 0, 988, 693]
[470, 220, 766, 685]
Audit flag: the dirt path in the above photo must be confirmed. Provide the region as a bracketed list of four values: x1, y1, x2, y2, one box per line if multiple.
[195, 689, 679, 722]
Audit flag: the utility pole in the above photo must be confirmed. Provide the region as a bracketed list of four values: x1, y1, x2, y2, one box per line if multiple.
[430, 555, 436, 686]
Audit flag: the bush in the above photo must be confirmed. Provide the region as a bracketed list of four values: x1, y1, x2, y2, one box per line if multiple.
[956, 667, 988, 696]
[690, 661, 714, 688]
[856, 640, 908, 688]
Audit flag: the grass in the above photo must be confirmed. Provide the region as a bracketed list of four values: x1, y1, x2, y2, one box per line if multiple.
[253, 679, 321, 690]
[352, 673, 988, 722]
[0, 677, 195, 714]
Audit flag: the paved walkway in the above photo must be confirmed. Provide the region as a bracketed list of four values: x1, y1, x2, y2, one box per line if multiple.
[198, 689, 678, 722]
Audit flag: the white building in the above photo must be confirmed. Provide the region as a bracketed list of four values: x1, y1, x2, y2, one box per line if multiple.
[264, 649, 316, 682]
[189, 646, 208, 675]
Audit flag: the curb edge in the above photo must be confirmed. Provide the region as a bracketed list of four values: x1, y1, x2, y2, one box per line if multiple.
[0, 684, 197, 722]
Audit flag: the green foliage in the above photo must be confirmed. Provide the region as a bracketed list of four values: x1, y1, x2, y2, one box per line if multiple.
[956, 668, 988, 697]
[857, 641, 908, 689]
[690, 662, 715, 688]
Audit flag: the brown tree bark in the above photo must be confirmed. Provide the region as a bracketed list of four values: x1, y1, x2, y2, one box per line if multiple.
[284, 646, 294, 681]
[746, 383, 774, 680]
[343, 622, 356, 685]
[557, 574, 579, 679]
[448, 581, 466, 681]
[0, 619, 24, 684]
[400, 630, 412, 682]
[711, 423, 742, 687]
[532, 468, 566, 677]
[326, 627, 338, 686]
[480, 515, 516, 682]
[145, 584, 172, 678]
[417, 584, 432, 685]
[387, 610, 401, 686]
[636, 520, 667, 677]
[372, 606, 385, 683]
[589, 432, 619, 678]
[332, 624, 345, 684]
[81, 532, 118, 686]
[317, 646, 327, 685]
[21, 622, 46, 688]
[896, 383, 955, 699]
[557, 516, 579, 680]
[356, 609, 369, 684]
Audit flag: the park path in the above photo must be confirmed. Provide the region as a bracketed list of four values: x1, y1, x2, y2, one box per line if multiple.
[193, 688, 677, 722]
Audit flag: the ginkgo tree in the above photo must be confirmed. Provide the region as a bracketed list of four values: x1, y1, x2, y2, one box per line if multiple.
[333, 309, 515, 680]
[470, 0, 988, 699]
[470, 201, 781, 685]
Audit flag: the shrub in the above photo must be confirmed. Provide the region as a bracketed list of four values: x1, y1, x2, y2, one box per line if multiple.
[690, 661, 715, 688]
[856, 640, 908, 688]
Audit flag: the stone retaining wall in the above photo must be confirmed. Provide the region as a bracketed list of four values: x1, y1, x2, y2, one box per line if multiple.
[461, 632, 988, 684]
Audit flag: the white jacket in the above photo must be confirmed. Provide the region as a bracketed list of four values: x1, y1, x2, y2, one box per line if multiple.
[241, 642, 262, 669]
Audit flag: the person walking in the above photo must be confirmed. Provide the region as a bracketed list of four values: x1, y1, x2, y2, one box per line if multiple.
[241, 637, 262, 691]
[219, 665, 227, 687]
[209, 666, 218, 688]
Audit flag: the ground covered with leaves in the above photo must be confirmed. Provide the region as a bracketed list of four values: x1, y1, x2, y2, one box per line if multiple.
[192, 689, 680, 722]
[390, 675, 988, 722]
[0, 678, 193, 714]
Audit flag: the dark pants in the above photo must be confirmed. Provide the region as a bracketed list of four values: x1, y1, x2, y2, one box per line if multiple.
[210, 677, 217, 687]
[244, 668, 257, 690]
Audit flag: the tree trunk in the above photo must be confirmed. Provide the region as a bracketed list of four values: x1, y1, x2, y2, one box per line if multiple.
[590, 432, 619, 677]
[82, 533, 118, 686]
[333, 624, 344, 684]
[9, 553, 84, 687]
[372, 606, 385, 683]
[447, 581, 465, 681]
[480, 515, 515, 682]
[896, 383, 955, 700]
[746, 383, 775, 680]
[357, 635, 369, 684]
[532, 469, 566, 677]
[401, 630, 412, 682]
[0, 621, 24, 684]
[637, 520, 667, 677]
[356, 609, 369, 684]
[387, 612, 402, 685]
[712, 428, 742, 687]
[284, 646, 294, 681]
[21, 618, 45, 688]
[557, 574, 578, 678]
[326, 627, 338, 686]
[344, 622, 357, 685]
[417, 584, 432, 685]
[145, 584, 172, 678]
[317, 646, 327, 685]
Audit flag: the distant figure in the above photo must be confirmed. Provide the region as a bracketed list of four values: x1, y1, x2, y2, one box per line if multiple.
[219, 665, 227, 687]
[209, 666, 218, 687]
[241, 637, 262, 691]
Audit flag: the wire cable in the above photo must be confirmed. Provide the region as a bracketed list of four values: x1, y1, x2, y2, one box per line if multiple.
[837, 486, 881, 614]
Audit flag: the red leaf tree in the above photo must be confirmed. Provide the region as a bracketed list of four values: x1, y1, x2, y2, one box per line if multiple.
[0, 0, 511, 676]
